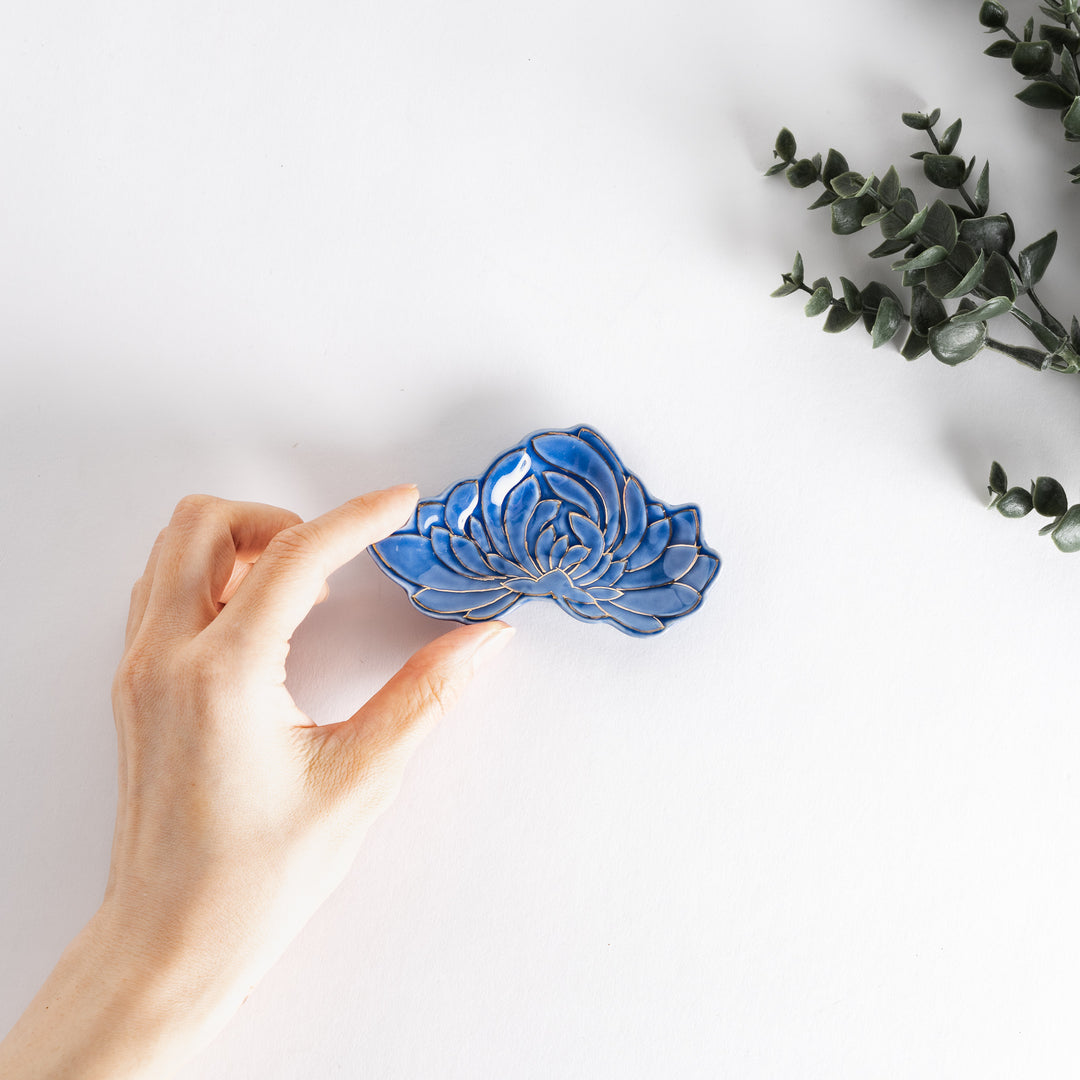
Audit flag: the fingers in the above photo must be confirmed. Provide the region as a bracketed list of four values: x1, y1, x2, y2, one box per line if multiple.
[139, 495, 304, 641]
[213, 485, 419, 651]
[310, 622, 515, 804]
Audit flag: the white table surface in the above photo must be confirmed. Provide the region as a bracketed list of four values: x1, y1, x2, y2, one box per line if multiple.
[4, 1, 1080, 1076]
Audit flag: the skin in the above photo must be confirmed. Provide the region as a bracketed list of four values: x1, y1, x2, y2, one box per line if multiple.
[0, 485, 514, 1079]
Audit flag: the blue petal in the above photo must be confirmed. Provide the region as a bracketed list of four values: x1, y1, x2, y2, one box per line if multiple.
[430, 526, 500, 580]
[567, 513, 605, 578]
[429, 527, 490, 580]
[463, 593, 521, 621]
[660, 544, 700, 582]
[373, 535, 505, 592]
[585, 586, 622, 601]
[504, 475, 541, 571]
[574, 427, 628, 487]
[416, 502, 443, 536]
[576, 552, 612, 586]
[647, 502, 666, 523]
[594, 601, 665, 635]
[468, 517, 493, 553]
[543, 471, 599, 522]
[559, 544, 589, 571]
[613, 582, 701, 617]
[669, 507, 700, 546]
[617, 546, 697, 589]
[535, 525, 556, 571]
[588, 557, 625, 588]
[480, 449, 533, 559]
[611, 477, 647, 560]
[625, 518, 671, 571]
[443, 481, 480, 535]
[549, 534, 570, 568]
[531, 432, 623, 546]
[680, 553, 720, 593]
[524, 500, 559, 576]
[484, 552, 528, 578]
[414, 587, 515, 614]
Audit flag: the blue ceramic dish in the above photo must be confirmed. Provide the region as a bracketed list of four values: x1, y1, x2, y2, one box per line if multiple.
[370, 425, 720, 636]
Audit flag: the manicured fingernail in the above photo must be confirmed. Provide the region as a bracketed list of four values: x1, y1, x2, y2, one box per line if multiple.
[470, 624, 515, 672]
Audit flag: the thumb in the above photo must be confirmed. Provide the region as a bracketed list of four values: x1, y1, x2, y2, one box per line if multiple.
[312, 621, 515, 804]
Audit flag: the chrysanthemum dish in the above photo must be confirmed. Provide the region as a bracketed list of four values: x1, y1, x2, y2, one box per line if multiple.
[370, 425, 720, 636]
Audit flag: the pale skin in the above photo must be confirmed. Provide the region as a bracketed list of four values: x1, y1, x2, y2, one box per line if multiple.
[0, 485, 514, 1079]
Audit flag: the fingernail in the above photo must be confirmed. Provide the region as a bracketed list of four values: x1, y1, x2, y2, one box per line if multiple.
[469, 624, 515, 672]
[384, 483, 419, 499]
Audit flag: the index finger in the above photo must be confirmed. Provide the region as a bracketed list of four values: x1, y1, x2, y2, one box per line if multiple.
[210, 484, 419, 650]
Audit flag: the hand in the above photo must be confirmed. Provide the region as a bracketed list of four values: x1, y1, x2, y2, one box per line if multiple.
[0, 487, 514, 1079]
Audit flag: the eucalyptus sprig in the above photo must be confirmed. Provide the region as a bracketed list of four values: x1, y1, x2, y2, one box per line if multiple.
[767, 113, 1080, 372]
[987, 462, 1080, 549]
[979, 0, 1080, 181]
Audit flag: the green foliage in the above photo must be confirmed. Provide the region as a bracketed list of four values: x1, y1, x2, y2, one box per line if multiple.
[989, 465, 1080, 550]
[766, 108, 1080, 380]
[763, 6, 1080, 552]
[981, 0, 1080, 177]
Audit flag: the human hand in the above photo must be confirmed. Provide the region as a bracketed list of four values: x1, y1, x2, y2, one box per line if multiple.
[0, 486, 513, 1079]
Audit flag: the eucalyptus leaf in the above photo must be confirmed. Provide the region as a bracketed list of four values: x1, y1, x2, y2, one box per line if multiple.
[859, 282, 904, 334]
[923, 154, 968, 188]
[979, 0, 1009, 27]
[804, 286, 832, 318]
[1011, 40, 1054, 75]
[902, 111, 933, 129]
[822, 148, 849, 185]
[868, 237, 911, 259]
[893, 204, 930, 241]
[771, 279, 801, 298]
[940, 118, 963, 154]
[989, 462, 1008, 497]
[950, 295, 1014, 323]
[839, 276, 862, 313]
[791, 252, 804, 285]
[823, 306, 861, 333]
[923, 199, 959, 250]
[984, 40, 1017, 58]
[878, 166, 901, 206]
[958, 213, 1015, 255]
[1064, 96, 1080, 136]
[910, 284, 948, 336]
[830, 171, 871, 198]
[900, 330, 930, 360]
[1033, 476, 1069, 516]
[928, 318, 987, 364]
[892, 245, 950, 271]
[831, 195, 877, 235]
[997, 487, 1034, 516]
[1016, 80, 1074, 107]
[1052, 505, 1080, 551]
[871, 297, 904, 347]
[974, 161, 991, 215]
[775, 128, 797, 161]
[981, 251, 1019, 300]
[807, 189, 839, 210]
[1019, 230, 1058, 288]
[924, 243, 983, 299]
[787, 159, 819, 188]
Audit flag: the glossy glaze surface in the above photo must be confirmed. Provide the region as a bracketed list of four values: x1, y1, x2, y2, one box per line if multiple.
[371, 426, 720, 635]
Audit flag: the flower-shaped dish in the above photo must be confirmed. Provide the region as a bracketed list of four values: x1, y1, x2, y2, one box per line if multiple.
[370, 425, 720, 636]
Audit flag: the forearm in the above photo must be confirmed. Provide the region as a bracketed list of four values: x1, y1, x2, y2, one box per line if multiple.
[0, 904, 244, 1080]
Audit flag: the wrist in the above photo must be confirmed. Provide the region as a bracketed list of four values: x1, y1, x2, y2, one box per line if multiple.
[0, 903, 246, 1080]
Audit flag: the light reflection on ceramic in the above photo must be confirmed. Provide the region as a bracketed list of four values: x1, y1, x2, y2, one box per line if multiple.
[370, 426, 720, 636]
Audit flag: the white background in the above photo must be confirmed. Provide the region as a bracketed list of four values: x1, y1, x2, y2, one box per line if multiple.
[3, 0, 1080, 1076]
